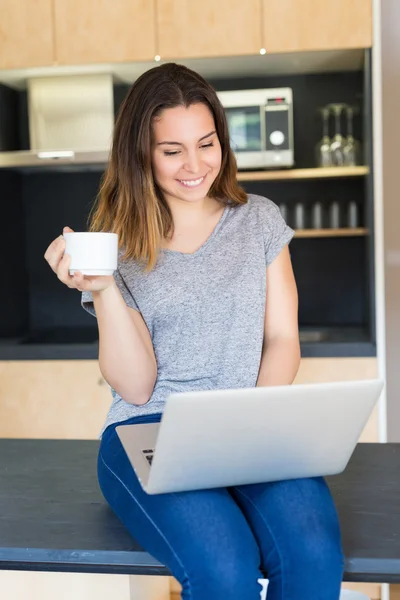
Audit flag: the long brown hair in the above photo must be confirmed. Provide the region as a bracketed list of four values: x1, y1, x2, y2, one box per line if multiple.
[89, 62, 247, 270]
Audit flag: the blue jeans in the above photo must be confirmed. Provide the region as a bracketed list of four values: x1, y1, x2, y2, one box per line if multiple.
[98, 414, 344, 600]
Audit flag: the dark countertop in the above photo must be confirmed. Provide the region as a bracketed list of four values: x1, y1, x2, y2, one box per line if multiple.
[0, 341, 376, 360]
[0, 441, 398, 582]
[0, 325, 376, 360]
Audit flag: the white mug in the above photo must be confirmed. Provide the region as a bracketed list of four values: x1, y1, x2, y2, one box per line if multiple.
[63, 232, 118, 276]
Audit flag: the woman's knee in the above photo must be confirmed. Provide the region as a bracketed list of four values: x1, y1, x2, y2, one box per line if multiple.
[294, 513, 344, 577]
[274, 477, 344, 579]
[179, 530, 263, 600]
[240, 477, 344, 579]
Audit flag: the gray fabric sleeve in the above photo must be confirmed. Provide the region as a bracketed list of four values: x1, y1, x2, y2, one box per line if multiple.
[260, 199, 295, 266]
[81, 268, 139, 317]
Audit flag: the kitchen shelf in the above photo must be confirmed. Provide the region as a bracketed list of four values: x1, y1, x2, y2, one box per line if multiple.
[237, 166, 369, 182]
[294, 228, 368, 238]
[0, 153, 369, 178]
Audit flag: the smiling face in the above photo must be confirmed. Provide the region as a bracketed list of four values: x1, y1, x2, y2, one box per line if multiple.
[151, 103, 222, 207]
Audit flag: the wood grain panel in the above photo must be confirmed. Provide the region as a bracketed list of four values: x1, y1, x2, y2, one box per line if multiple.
[157, 0, 262, 59]
[0, 571, 130, 600]
[342, 582, 381, 599]
[0, 360, 111, 439]
[0, 0, 53, 69]
[171, 580, 381, 598]
[0, 571, 170, 600]
[389, 585, 400, 600]
[295, 357, 379, 442]
[295, 357, 378, 384]
[262, 0, 372, 53]
[54, 0, 156, 65]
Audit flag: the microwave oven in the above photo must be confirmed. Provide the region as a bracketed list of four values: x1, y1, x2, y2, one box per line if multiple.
[217, 88, 294, 170]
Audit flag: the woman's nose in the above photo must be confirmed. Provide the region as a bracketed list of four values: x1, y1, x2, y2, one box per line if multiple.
[183, 150, 201, 173]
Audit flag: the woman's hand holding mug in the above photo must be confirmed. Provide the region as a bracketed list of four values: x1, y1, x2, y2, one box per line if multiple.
[44, 226, 117, 292]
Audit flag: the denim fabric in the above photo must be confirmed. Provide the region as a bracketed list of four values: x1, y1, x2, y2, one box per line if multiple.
[98, 414, 344, 600]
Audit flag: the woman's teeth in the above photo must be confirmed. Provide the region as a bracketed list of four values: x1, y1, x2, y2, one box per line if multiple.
[178, 176, 205, 187]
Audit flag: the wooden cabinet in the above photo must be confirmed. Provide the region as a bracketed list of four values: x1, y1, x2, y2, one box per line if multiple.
[0, 571, 170, 600]
[294, 357, 379, 442]
[0, 0, 374, 72]
[0, 0, 53, 69]
[0, 357, 379, 440]
[53, 0, 156, 65]
[0, 360, 111, 439]
[157, 0, 262, 60]
[262, 0, 372, 53]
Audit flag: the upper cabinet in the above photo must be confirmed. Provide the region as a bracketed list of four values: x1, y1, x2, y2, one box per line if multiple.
[0, 0, 374, 72]
[0, 0, 54, 69]
[157, 0, 262, 60]
[53, 0, 156, 65]
[262, 0, 372, 53]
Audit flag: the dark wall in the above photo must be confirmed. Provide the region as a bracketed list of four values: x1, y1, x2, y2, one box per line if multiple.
[243, 178, 365, 229]
[0, 84, 19, 151]
[115, 71, 364, 170]
[242, 178, 368, 328]
[0, 68, 369, 340]
[291, 237, 367, 327]
[211, 72, 364, 169]
[14, 71, 364, 168]
[23, 172, 101, 332]
[15, 171, 368, 334]
[0, 171, 29, 336]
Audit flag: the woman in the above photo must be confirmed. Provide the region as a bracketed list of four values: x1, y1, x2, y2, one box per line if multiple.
[45, 62, 344, 600]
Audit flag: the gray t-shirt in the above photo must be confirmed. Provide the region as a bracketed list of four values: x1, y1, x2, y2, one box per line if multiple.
[82, 194, 294, 435]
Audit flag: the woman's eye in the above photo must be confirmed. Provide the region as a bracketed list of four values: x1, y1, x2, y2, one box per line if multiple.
[163, 143, 213, 156]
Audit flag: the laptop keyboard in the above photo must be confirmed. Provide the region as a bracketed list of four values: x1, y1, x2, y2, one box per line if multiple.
[142, 449, 154, 466]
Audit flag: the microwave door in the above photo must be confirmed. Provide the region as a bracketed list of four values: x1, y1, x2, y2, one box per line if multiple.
[225, 105, 265, 170]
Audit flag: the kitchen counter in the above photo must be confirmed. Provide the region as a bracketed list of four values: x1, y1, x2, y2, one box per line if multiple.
[0, 326, 375, 360]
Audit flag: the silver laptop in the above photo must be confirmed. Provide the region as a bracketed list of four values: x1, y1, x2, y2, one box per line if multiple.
[115, 379, 384, 495]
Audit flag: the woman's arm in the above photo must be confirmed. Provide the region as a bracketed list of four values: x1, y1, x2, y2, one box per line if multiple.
[92, 282, 157, 405]
[256, 245, 301, 387]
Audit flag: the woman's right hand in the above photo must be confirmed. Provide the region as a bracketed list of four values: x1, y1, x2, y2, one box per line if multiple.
[44, 226, 115, 293]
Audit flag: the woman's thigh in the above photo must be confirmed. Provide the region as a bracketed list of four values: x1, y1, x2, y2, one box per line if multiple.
[231, 478, 344, 600]
[98, 421, 264, 600]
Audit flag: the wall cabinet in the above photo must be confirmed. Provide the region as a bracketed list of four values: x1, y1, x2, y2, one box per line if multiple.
[0, 0, 373, 70]
[0, 0, 53, 69]
[53, 0, 156, 65]
[156, 0, 262, 59]
[262, 0, 372, 53]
